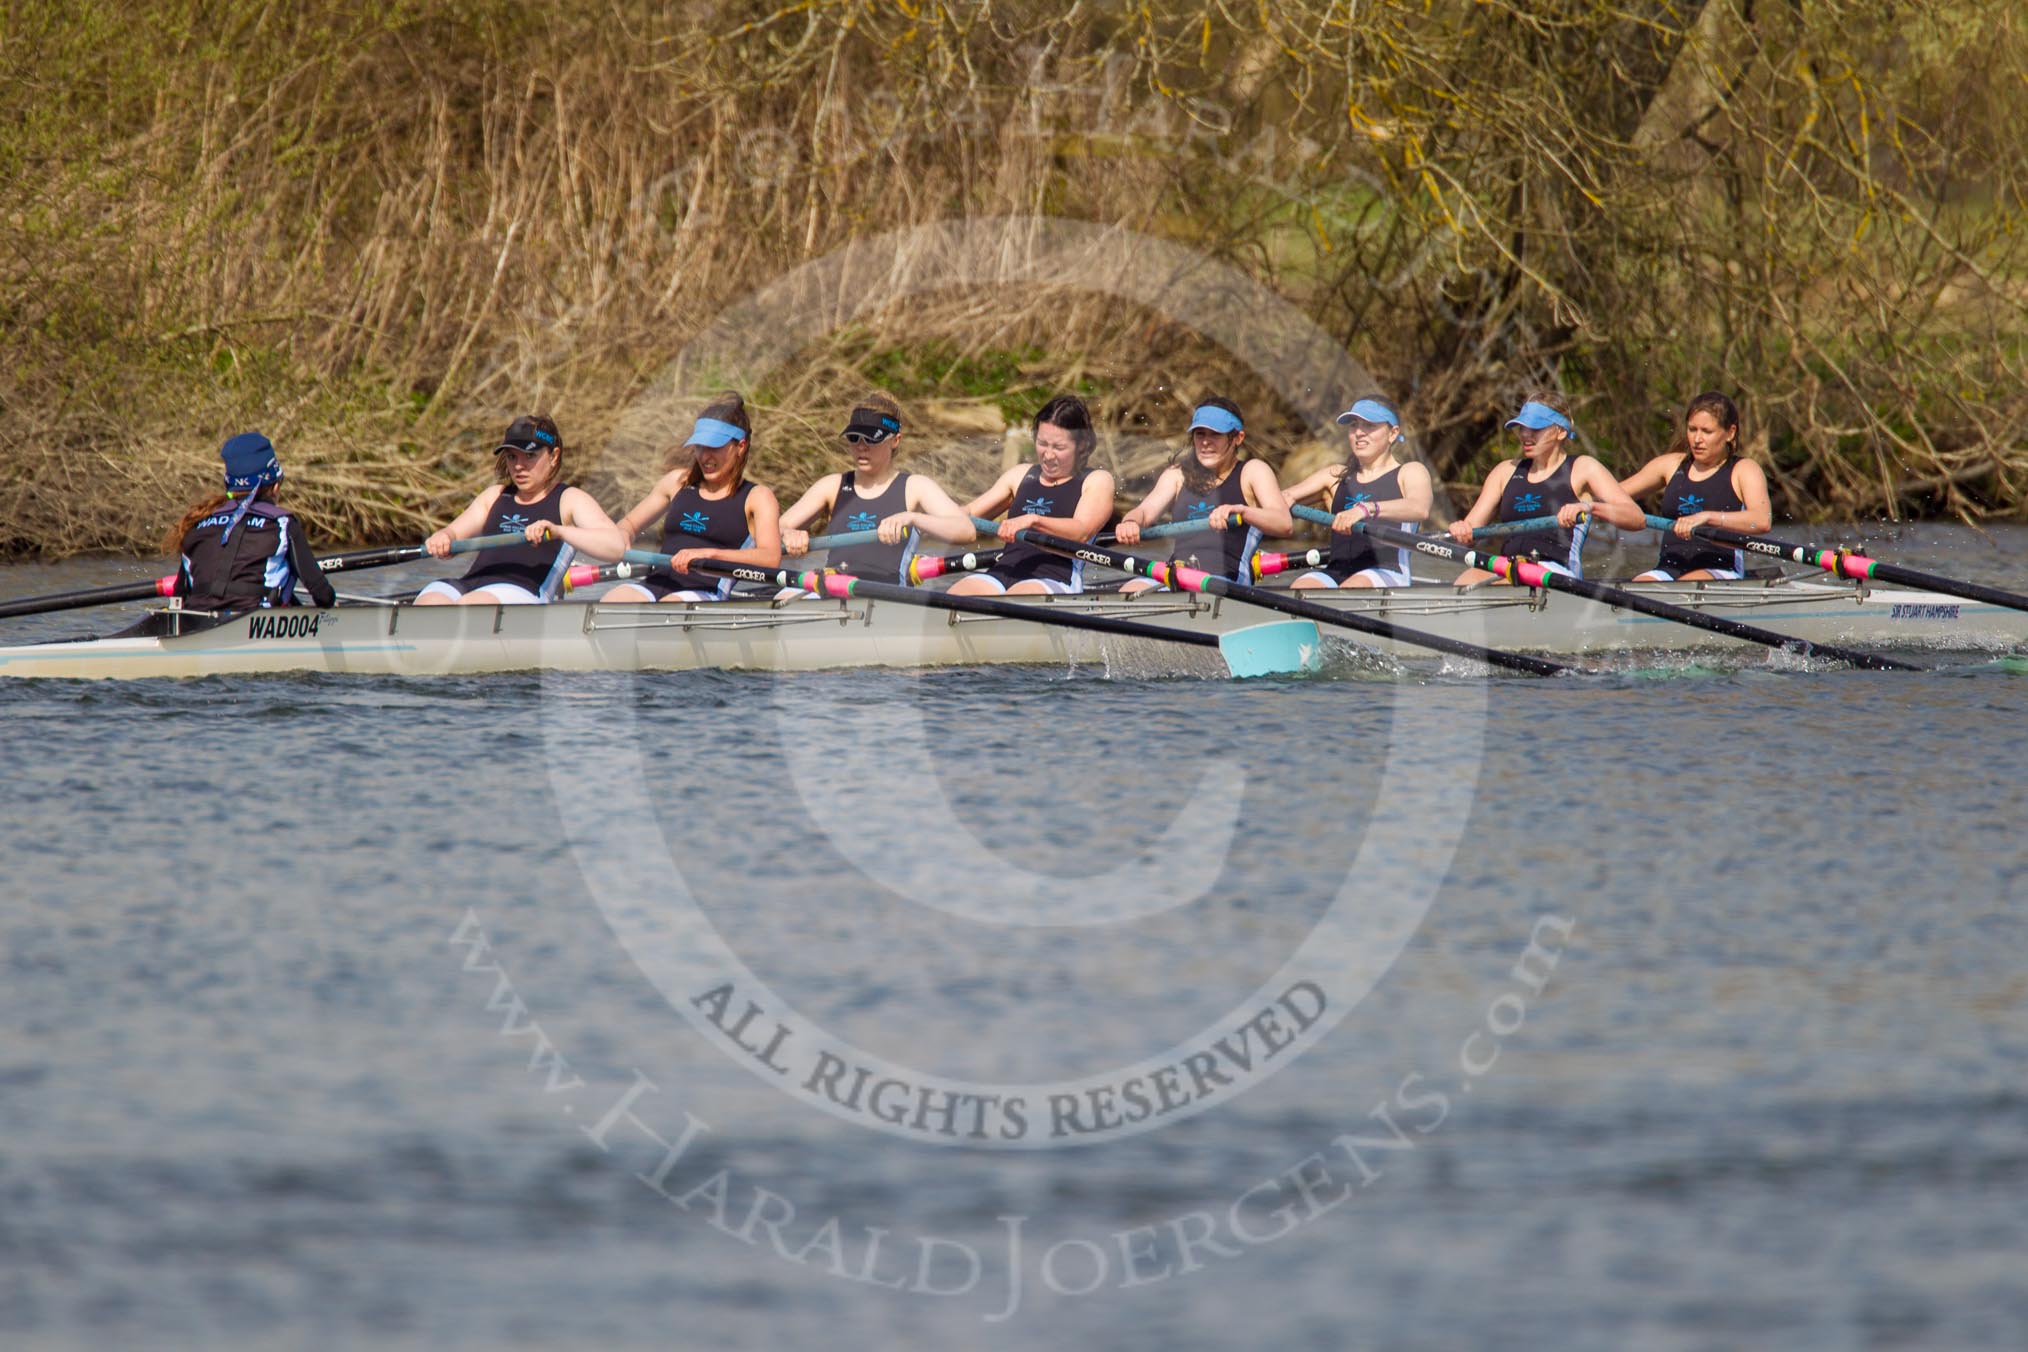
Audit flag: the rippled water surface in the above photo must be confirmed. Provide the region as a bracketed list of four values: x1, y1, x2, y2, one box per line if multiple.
[4, 525, 2027, 1350]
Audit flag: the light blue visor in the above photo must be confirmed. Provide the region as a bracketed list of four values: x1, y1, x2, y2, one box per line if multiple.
[685, 417, 748, 448]
[1504, 401, 1573, 435]
[1335, 398, 1398, 427]
[1188, 405, 1244, 435]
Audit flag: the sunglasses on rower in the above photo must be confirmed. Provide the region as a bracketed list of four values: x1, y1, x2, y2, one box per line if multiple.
[842, 429, 895, 446]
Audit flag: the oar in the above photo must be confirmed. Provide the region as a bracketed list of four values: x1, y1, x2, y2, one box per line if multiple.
[664, 558, 1321, 679]
[0, 532, 528, 621]
[1015, 530, 1572, 676]
[1249, 547, 1329, 581]
[1290, 503, 1564, 544]
[1357, 521, 1919, 672]
[909, 519, 1232, 586]
[1651, 516, 2028, 616]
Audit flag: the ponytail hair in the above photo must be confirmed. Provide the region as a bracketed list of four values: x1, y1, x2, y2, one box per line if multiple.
[164, 483, 276, 554]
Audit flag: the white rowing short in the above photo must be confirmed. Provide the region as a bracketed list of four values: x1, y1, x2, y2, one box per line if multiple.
[1633, 568, 1744, 582]
[1295, 567, 1413, 589]
[601, 582, 723, 603]
[415, 580, 545, 604]
[964, 576, 1077, 595]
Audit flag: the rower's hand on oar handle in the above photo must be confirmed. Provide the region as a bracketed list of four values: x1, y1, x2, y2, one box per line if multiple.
[1114, 518, 1144, 545]
[1556, 503, 1592, 529]
[1671, 512, 1713, 538]
[670, 548, 710, 574]
[1445, 519, 1475, 544]
[877, 513, 914, 545]
[1332, 501, 1380, 533]
[524, 520, 557, 546]
[425, 529, 456, 559]
[781, 528, 810, 557]
[999, 514, 1039, 543]
[1208, 504, 1247, 531]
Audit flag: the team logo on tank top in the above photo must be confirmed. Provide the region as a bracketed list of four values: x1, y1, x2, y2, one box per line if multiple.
[1183, 498, 1215, 519]
[845, 509, 879, 532]
[1513, 491, 1542, 514]
[1020, 495, 1053, 514]
[499, 512, 529, 533]
[1678, 493, 1705, 513]
[678, 510, 710, 534]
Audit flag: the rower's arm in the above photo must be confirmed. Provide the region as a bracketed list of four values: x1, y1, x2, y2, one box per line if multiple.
[778, 474, 841, 556]
[900, 476, 979, 546]
[1367, 461, 1433, 525]
[1115, 466, 1182, 544]
[1230, 459, 1293, 536]
[426, 487, 501, 557]
[1725, 460, 1773, 534]
[287, 522, 337, 608]
[1617, 453, 1679, 500]
[1447, 464, 1511, 540]
[548, 488, 630, 562]
[1119, 466, 1183, 529]
[615, 472, 682, 542]
[778, 475, 840, 533]
[1279, 464, 1340, 510]
[1571, 457, 1647, 530]
[961, 468, 1021, 522]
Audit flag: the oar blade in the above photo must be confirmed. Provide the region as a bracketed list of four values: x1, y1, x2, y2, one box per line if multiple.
[1218, 619, 1322, 678]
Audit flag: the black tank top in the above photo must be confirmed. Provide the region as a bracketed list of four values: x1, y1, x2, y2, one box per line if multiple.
[1326, 464, 1411, 580]
[462, 484, 570, 593]
[658, 481, 756, 590]
[1656, 456, 1748, 576]
[178, 502, 299, 611]
[1166, 464, 1252, 580]
[826, 471, 912, 580]
[990, 466, 1090, 586]
[1495, 456, 1582, 572]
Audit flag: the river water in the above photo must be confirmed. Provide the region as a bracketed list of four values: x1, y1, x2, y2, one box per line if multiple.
[3, 525, 2025, 1350]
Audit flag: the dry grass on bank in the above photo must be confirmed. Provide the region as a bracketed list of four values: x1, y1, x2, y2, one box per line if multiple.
[5, 1, 2028, 557]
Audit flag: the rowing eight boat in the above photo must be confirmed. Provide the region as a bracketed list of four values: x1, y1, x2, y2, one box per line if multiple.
[0, 571, 2018, 679]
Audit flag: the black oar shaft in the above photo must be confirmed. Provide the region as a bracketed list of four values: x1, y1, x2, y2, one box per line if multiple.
[1370, 524, 1918, 672]
[684, 559, 1222, 649]
[0, 576, 175, 620]
[0, 533, 531, 622]
[1016, 531, 1569, 676]
[1692, 524, 2028, 616]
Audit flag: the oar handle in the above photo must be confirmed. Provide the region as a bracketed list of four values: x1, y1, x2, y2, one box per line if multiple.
[1250, 547, 1327, 581]
[909, 548, 1001, 585]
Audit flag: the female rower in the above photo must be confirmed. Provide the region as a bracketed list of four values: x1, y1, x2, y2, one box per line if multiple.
[606, 393, 782, 602]
[417, 415, 627, 604]
[1112, 396, 1291, 591]
[167, 432, 336, 612]
[1279, 396, 1432, 589]
[1618, 391, 1772, 582]
[778, 392, 976, 581]
[949, 394, 1115, 596]
[1445, 393, 1644, 584]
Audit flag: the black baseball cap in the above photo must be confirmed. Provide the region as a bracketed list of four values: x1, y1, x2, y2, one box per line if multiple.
[498, 415, 562, 453]
[841, 406, 902, 442]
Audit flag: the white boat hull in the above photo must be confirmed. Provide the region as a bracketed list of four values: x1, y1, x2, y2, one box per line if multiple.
[0, 577, 2019, 679]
